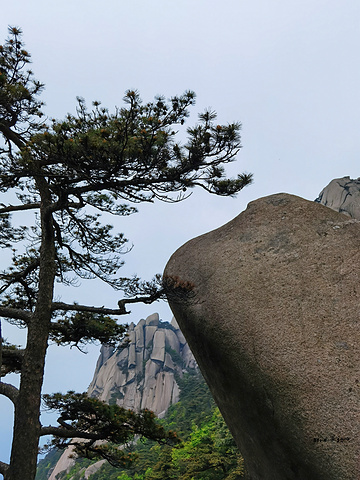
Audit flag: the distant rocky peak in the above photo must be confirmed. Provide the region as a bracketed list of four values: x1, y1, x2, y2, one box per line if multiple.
[48, 314, 197, 480]
[87, 313, 197, 417]
[315, 176, 360, 219]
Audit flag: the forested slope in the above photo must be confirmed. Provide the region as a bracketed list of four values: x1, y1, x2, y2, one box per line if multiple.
[37, 372, 244, 480]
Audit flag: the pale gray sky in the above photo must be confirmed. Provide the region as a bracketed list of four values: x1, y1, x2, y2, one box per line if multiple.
[1, 0, 359, 468]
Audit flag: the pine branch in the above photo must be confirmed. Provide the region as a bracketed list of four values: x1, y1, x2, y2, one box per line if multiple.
[1, 347, 24, 375]
[0, 258, 40, 295]
[41, 391, 180, 469]
[0, 382, 19, 404]
[117, 290, 165, 309]
[0, 306, 32, 322]
[40, 425, 101, 440]
[51, 288, 165, 317]
[0, 122, 24, 149]
[0, 460, 9, 477]
[0, 203, 40, 214]
[51, 302, 128, 315]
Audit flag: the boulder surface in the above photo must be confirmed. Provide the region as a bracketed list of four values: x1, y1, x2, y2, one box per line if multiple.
[164, 193, 360, 480]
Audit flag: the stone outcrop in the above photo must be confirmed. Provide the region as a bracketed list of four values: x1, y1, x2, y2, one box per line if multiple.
[164, 193, 360, 480]
[315, 176, 360, 219]
[47, 445, 77, 480]
[48, 453, 105, 480]
[87, 313, 196, 416]
[49, 314, 197, 480]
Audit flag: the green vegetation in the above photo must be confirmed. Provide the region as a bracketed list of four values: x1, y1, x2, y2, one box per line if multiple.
[143, 409, 244, 480]
[41, 391, 179, 467]
[35, 449, 62, 480]
[38, 372, 244, 480]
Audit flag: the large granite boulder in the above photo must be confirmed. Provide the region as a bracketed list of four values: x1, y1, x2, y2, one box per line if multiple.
[164, 193, 360, 480]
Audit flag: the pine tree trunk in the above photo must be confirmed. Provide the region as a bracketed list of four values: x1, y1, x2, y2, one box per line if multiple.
[7, 181, 56, 480]
[7, 324, 50, 480]
[0, 320, 3, 380]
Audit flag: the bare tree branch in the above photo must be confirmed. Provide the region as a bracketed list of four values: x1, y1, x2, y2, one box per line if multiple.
[0, 306, 32, 322]
[0, 122, 25, 149]
[0, 382, 19, 404]
[51, 302, 129, 316]
[0, 201, 84, 215]
[117, 291, 164, 310]
[0, 203, 40, 214]
[0, 460, 9, 477]
[51, 293, 164, 316]
[40, 425, 103, 440]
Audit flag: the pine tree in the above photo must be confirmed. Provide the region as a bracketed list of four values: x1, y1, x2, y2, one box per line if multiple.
[0, 27, 252, 480]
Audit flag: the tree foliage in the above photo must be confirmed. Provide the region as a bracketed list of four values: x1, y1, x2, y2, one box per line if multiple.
[139, 374, 244, 480]
[42, 392, 179, 468]
[168, 409, 244, 480]
[0, 26, 252, 480]
[52, 373, 244, 480]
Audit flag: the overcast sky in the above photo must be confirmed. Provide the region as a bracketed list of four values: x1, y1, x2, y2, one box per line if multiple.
[1, 0, 359, 468]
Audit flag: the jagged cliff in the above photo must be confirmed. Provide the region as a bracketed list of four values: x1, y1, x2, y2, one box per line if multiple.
[87, 313, 196, 416]
[46, 313, 197, 480]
